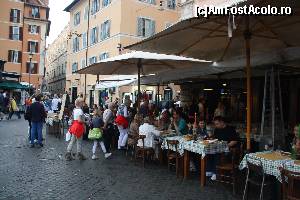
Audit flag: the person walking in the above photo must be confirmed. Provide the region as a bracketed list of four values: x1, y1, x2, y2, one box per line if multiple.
[115, 98, 131, 150]
[102, 102, 115, 153]
[27, 95, 46, 148]
[65, 98, 87, 161]
[7, 96, 21, 120]
[90, 109, 112, 159]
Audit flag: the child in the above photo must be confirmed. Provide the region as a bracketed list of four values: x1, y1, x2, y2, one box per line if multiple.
[91, 109, 112, 159]
[65, 98, 86, 161]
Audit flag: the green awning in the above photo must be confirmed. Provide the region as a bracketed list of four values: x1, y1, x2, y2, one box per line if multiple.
[0, 82, 28, 89]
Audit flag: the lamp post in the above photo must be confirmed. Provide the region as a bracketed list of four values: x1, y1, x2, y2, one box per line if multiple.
[28, 52, 33, 92]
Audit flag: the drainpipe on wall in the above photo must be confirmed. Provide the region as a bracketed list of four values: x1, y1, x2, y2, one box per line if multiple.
[84, 0, 91, 101]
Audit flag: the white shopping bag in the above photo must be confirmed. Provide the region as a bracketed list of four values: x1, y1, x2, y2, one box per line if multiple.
[65, 131, 71, 142]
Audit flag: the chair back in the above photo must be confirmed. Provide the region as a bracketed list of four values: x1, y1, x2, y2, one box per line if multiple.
[138, 134, 146, 148]
[280, 167, 300, 200]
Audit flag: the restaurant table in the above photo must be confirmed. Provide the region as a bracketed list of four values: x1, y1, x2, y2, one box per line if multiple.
[239, 151, 300, 182]
[162, 135, 229, 187]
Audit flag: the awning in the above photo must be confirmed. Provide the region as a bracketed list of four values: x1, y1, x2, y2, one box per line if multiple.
[0, 81, 29, 89]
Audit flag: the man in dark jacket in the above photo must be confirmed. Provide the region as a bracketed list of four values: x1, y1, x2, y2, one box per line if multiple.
[28, 94, 46, 148]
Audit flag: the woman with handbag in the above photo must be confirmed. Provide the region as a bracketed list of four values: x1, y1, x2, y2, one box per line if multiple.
[65, 98, 87, 161]
[89, 109, 112, 160]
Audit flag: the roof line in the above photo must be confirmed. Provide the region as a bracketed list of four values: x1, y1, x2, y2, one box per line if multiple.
[64, 0, 81, 12]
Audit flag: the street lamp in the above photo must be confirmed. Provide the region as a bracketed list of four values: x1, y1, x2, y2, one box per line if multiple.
[28, 52, 34, 91]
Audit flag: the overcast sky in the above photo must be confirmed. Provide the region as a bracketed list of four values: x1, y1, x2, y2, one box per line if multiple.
[47, 0, 73, 45]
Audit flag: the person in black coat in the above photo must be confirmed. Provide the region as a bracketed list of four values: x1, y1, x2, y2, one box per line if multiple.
[27, 95, 46, 148]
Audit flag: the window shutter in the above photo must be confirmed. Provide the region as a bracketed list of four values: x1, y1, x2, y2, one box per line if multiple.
[100, 24, 104, 40]
[107, 20, 111, 38]
[8, 50, 12, 62]
[37, 26, 40, 34]
[17, 10, 21, 23]
[18, 51, 22, 63]
[96, 26, 99, 42]
[35, 42, 39, 53]
[28, 41, 30, 52]
[137, 17, 143, 36]
[26, 62, 30, 73]
[151, 20, 155, 36]
[9, 26, 13, 39]
[29, 8, 32, 17]
[28, 25, 31, 32]
[19, 27, 23, 41]
[34, 63, 38, 74]
[151, 0, 156, 5]
[10, 10, 13, 22]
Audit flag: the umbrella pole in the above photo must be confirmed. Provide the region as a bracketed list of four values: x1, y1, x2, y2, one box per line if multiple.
[245, 16, 252, 151]
[137, 59, 142, 110]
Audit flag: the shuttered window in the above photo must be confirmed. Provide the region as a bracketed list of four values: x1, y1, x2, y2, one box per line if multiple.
[8, 50, 22, 63]
[72, 37, 80, 52]
[167, 0, 176, 9]
[137, 17, 155, 37]
[31, 6, 40, 18]
[72, 62, 78, 73]
[90, 26, 98, 45]
[99, 52, 109, 60]
[138, 0, 156, 4]
[74, 12, 80, 26]
[28, 41, 39, 53]
[28, 25, 40, 34]
[10, 9, 21, 23]
[91, 0, 100, 15]
[26, 62, 38, 74]
[89, 56, 97, 65]
[82, 32, 87, 48]
[102, 0, 111, 7]
[9, 26, 22, 40]
[100, 20, 110, 41]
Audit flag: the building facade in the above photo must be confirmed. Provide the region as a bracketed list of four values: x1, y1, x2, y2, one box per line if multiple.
[45, 24, 69, 94]
[64, 0, 180, 105]
[0, 0, 50, 89]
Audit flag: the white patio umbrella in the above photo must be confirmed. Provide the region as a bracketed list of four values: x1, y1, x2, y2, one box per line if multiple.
[77, 51, 211, 105]
[126, 0, 300, 150]
[95, 75, 137, 90]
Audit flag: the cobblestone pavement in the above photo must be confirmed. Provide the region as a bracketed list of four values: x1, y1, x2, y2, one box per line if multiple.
[0, 118, 240, 200]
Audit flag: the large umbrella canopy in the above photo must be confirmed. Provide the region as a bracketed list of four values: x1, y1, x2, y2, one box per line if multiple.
[77, 51, 211, 75]
[126, 0, 300, 150]
[77, 51, 211, 106]
[126, 0, 300, 62]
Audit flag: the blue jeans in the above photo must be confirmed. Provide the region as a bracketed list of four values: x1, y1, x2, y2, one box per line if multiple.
[31, 122, 43, 145]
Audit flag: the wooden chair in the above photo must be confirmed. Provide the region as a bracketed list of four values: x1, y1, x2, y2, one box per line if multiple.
[135, 134, 155, 168]
[242, 157, 274, 200]
[280, 167, 300, 200]
[126, 134, 138, 159]
[166, 139, 183, 178]
[216, 143, 243, 194]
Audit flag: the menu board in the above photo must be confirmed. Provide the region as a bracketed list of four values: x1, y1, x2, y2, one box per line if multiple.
[58, 94, 66, 120]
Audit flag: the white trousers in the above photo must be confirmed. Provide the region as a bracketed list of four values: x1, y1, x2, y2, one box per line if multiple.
[117, 126, 128, 149]
[92, 140, 107, 154]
